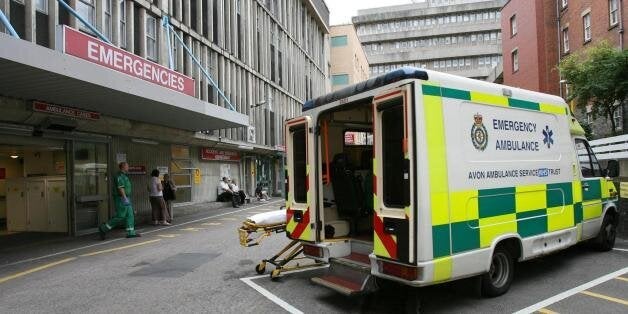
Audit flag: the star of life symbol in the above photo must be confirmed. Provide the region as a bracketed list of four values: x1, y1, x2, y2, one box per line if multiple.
[471, 113, 488, 151]
[542, 125, 554, 149]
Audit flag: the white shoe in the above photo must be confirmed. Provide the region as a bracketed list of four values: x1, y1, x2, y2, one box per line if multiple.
[161, 221, 171, 226]
[152, 221, 159, 226]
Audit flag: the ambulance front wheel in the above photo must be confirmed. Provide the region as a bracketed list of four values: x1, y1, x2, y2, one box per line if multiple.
[593, 211, 618, 251]
[481, 246, 514, 298]
[255, 262, 267, 274]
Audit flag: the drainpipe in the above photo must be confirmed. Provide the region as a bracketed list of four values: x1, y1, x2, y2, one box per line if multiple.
[556, 0, 563, 99]
[619, 0, 624, 49]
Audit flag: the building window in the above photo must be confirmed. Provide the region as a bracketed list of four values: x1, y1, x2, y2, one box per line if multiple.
[562, 28, 569, 53]
[613, 108, 623, 130]
[76, 0, 95, 34]
[510, 15, 517, 36]
[104, 0, 112, 39]
[146, 15, 158, 61]
[609, 0, 619, 27]
[119, 0, 126, 48]
[35, 0, 47, 13]
[586, 112, 593, 124]
[583, 13, 591, 42]
[331, 74, 349, 86]
[331, 35, 348, 47]
[562, 0, 568, 8]
[511, 49, 519, 72]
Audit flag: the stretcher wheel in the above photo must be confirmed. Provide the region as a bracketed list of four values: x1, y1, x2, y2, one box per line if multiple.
[255, 262, 267, 274]
[270, 269, 281, 280]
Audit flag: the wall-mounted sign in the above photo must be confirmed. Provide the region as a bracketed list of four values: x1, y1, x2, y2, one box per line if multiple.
[194, 169, 202, 184]
[59, 26, 195, 97]
[33, 101, 100, 120]
[127, 166, 146, 175]
[200, 148, 240, 161]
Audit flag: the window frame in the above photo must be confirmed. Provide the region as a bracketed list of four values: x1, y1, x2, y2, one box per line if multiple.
[562, 27, 570, 53]
[119, 0, 126, 48]
[510, 14, 517, 36]
[583, 13, 592, 43]
[575, 139, 601, 178]
[609, 0, 619, 27]
[76, 0, 96, 34]
[145, 14, 158, 61]
[511, 48, 519, 73]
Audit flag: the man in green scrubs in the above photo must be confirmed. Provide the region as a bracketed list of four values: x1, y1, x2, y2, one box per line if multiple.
[98, 162, 141, 240]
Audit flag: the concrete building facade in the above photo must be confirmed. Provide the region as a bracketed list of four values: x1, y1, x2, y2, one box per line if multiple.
[352, 0, 505, 80]
[0, 0, 330, 236]
[329, 24, 369, 91]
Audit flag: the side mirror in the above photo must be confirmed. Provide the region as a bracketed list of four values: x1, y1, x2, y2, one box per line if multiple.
[606, 160, 619, 178]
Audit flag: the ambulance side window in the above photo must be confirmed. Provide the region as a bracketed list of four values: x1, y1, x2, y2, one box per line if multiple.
[575, 139, 601, 178]
[292, 126, 307, 203]
[381, 100, 407, 207]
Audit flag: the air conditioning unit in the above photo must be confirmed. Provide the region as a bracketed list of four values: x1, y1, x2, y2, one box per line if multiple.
[247, 126, 256, 143]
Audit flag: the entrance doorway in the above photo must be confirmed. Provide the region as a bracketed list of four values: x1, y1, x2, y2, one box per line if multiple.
[71, 141, 109, 235]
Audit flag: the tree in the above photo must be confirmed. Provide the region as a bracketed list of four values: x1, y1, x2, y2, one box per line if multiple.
[559, 42, 628, 135]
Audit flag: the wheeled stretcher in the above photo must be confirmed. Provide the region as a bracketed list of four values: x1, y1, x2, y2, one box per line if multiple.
[238, 209, 324, 279]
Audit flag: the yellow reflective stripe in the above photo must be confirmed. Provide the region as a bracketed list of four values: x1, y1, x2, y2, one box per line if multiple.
[515, 184, 547, 213]
[450, 190, 478, 223]
[300, 223, 312, 240]
[469, 91, 509, 107]
[572, 181, 583, 203]
[433, 256, 452, 282]
[539, 103, 567, 115]
[374, 232, 392, 258]
[479, 214, 517, 247]
[583, 202, 603, 220]
[547, 205, 574, 231]
[424, 92, 449, 226]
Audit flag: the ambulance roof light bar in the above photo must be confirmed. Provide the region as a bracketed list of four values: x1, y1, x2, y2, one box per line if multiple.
[162, 16, 236, 112]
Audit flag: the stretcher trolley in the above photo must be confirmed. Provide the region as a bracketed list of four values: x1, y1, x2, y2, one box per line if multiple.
[238, 209, 325, 280]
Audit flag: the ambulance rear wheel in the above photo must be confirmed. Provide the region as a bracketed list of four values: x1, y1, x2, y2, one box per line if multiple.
[255, 262, 266, 274]
[481, 246, 514, 298]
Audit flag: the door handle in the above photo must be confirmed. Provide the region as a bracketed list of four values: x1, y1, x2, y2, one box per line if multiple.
[582, 182, 590, 191]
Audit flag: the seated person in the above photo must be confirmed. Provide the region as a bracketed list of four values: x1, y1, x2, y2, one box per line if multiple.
[229, 180, 247, 205]
[255, 184, 270, 201]
[217, 177, 240, 208]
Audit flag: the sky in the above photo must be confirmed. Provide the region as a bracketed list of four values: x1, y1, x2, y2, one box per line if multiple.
[326, 0, 418, 25]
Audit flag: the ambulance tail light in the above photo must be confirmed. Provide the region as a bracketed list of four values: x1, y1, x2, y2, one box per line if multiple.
[303, 244, 323, 258]
[380, 261, 419, 281]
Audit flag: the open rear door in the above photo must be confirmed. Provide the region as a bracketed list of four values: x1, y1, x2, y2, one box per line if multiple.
[285, 116, 317, 242]
[372, 85, 415, 263]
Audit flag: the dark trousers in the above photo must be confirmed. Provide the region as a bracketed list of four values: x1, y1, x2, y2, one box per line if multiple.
[218, 191, 240, 207]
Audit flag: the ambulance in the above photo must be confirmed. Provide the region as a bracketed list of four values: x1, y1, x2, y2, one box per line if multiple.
[283, 67, 620, 297]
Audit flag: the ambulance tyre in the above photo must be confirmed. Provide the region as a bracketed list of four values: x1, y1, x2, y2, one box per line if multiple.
[593, 212, 617, 252]
[481, 246, 514, 298]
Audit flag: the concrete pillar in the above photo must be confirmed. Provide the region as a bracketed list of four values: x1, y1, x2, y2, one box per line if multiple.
[195, 0, 202, 35]
[112, 0, 120, 46]
[24, 0, 34, 41]
[176, 30, 184, 72]
[125, 1, 134, 52]
[138, 7, 146, 58]
[217, 0, 223, 47]
[182, 0, 190, 27]
[48, 0, 58, 49]
[175, 0, 182, 21]
[184, 34, 193, 76]
[95, 0, 103, 37]
[68, 0, 77, 29]
[206, 0, 213, 42]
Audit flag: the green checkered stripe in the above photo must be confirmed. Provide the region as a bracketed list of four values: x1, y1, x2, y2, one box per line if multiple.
[421, 85, 570, 115]
[430, 181, 604, 259]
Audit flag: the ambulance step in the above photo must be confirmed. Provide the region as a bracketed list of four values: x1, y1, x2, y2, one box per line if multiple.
[350, 239, 373, 255]
[311, 254, 375, 295]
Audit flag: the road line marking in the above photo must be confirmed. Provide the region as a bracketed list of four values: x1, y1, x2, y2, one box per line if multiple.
[0, 200, 282, 269]
[0, 257, 76, 284]
[201, 222, 221, 226]
[241, 264, 329, 280]
[80, 239, 161, 257]
[219, 218, 237, 221]
[513, 267, 628, 314]
[613, 248, 628, 252]
[537, 308, 559, 314]
[580, 290, 628, 306]
[240, 278, 303, 314]
[180, 227, 205, 232]
[615, 276, 628, 283]
[157, 234, 180, 238]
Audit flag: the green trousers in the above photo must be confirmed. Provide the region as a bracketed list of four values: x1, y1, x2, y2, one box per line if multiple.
[101, 199, 136, 236]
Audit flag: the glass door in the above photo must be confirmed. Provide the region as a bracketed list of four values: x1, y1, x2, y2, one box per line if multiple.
[72, 141, 109, 235]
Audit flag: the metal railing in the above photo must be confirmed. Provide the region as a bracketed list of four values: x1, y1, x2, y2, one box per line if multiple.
[0, 8, 19, 38]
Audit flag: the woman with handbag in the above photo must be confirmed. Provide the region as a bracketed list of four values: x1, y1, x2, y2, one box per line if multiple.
[162, 174, 177, 222]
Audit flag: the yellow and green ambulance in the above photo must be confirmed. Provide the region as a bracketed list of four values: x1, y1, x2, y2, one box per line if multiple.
[284, 67, 619, 297]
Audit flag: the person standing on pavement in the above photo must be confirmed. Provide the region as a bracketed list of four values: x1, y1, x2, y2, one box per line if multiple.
[162, 173, 177, 223]
[148, 169, 171, 226]
[98, 162, 141, 240]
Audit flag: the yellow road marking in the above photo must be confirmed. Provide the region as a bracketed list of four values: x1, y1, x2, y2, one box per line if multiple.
[615, 276, 628, 283]
[157, 234, 180, 238]
[180, 227, 205, 232]
[0, 257, 77, 284]
[201, 222, 221, 226]
[580, 290, 628, 306]
[80, 239, 161, 257]
[538, 308, 559, 314]
[219, 218, 237, 221]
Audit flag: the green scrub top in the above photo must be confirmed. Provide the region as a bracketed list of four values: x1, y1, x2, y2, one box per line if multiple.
[113, 171, 132, 200]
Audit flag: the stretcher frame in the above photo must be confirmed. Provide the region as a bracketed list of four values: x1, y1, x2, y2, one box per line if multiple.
[238, 220, 325, 279]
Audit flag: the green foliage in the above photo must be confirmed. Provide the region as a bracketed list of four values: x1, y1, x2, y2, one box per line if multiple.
[559, 42, 628, 134]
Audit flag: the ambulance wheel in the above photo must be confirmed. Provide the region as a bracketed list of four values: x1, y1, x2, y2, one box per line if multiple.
[270, 269, 281, 280]
[481, 246, 514, 298]
[593, 212, 617, 252]
[255, 262, 266, 274]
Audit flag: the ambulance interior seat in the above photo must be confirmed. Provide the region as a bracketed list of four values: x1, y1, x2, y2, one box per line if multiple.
[330, 153, 364, 235]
